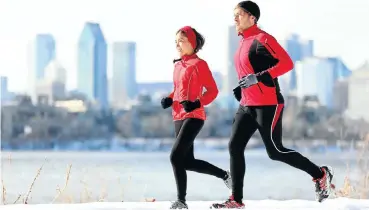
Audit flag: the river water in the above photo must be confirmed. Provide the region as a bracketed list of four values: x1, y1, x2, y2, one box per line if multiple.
[0, 150, 362, 204]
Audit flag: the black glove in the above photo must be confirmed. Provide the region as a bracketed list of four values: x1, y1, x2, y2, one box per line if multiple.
[161, 97, 173, 109]
[233, 86, 242, 101]
[180, 99, 201, 112]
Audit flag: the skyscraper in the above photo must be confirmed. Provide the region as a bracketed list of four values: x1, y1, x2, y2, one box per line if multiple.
[77, 22, 108, 109]
[300, 39, 314, 58]
[346, 61, 369, 121]
[327, 57, 352, 80]
[224, 25, 240, 93]
[35, 60, 67, 104]
[280, 34, 314, 92]
[295, 57, 346, 109]
[111, 41, 137, 107]
[34, 34, 56, 80]
[1, 76, 8, 101]
[222, 25, 241, 109]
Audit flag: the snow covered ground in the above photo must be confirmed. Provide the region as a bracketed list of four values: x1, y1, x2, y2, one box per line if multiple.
[2, 198, 369, 210]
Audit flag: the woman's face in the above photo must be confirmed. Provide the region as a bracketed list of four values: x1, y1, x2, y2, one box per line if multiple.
[175, 32, 194, 57]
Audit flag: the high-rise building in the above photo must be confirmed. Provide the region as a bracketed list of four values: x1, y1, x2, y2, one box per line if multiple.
[346, 61, 369, 121]
[44, 60, 67, 84]
[280, 34, 314, 92]
[111, 42, 137, 107]
[223, 25, 241, 109]
[333, 79, 349, 112]
[1, 76, 8, 101]
[327, 57, 352, 80]
[296, 57, 335, 108]
[77, 22, 108, 109]
[300, 39, 314, 58]
[34, 34, 56, 80]
[295, 57, 350, 109]
[35, 60, 67, 104]
[35, 81, 65, 104]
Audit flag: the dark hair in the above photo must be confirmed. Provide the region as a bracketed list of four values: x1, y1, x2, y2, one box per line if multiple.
[177, 28, 205, 53]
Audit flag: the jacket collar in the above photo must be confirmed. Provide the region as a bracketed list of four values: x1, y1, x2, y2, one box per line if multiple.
[239, 24, 259, 38]
[181, 53, 198, 61]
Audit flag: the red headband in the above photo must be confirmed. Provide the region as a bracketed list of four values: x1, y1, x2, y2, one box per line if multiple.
[179, 26, 196, 49]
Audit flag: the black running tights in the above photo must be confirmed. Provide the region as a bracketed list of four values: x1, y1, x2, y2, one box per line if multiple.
[170, 118, 227, 201]
[229, 105, 324, 202]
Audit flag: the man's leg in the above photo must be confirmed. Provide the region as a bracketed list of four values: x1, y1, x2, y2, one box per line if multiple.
[255, 104, 334, 202]
[211, 106, 258, 209]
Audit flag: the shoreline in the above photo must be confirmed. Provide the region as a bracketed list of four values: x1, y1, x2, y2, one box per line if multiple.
[1, 138, 364, 152]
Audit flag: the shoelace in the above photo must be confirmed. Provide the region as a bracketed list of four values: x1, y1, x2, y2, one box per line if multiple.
[225, 200, 243, 208]
[223, 198, 236, 205]
[170, 201, 186, 209]
[315, 170, 328, 190]
[319, 177, 327, 189]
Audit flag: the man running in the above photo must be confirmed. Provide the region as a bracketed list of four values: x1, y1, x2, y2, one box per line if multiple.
[211, 1, 334, 208]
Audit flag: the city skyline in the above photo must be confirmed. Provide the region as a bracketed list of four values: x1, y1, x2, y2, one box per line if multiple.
[1, 0, 368, 92]
[34, 34, 56, 80]
[77, 22, 109, 109]
[111, 41, 137, 107]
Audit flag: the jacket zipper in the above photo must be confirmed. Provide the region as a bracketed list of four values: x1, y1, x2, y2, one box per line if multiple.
[238, 39, 246, 99]
[265, 42, 276, 54]
[240, 38, 263, 94]
[174, 64, 182, 100]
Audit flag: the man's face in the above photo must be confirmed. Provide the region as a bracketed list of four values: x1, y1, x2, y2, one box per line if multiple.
[234, 7, 255, 33]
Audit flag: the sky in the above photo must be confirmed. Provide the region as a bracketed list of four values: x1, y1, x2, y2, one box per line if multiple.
[0, 0, 368, 93]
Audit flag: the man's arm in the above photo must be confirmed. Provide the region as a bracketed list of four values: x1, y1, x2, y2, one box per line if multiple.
[257, 34, 294, 79]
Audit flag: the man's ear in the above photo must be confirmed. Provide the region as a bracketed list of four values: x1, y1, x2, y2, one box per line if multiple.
[251, 16, 256, 23]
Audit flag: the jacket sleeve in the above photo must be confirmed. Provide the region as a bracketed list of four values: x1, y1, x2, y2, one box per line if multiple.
[168, 86, 175, 98]
[168, 66, 177, 99]
[168, 90, 174, 98]
[259, 34, 294, 79]
[196, 60, 219, 106]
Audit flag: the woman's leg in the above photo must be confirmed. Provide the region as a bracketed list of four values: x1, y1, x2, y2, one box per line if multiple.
[170, 118, 208, 201]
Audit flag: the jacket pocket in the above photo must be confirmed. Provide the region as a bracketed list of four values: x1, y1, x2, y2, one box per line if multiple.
[256, 84, 264, 93]
[258, 82, 277, 96]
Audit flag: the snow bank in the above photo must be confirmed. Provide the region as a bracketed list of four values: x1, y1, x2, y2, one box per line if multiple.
[2, 198, 369, 210]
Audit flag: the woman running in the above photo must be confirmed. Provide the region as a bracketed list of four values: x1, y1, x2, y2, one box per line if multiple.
[160, 26, 232, 209]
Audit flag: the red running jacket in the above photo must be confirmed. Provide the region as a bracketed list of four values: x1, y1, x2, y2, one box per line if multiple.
[235, 24, 294, 106]
[168, 54, 218, 121]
